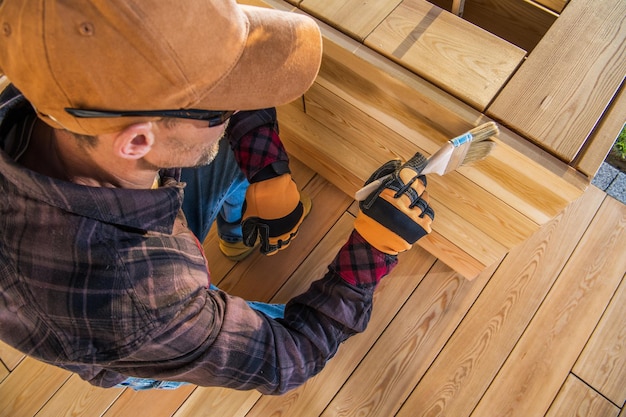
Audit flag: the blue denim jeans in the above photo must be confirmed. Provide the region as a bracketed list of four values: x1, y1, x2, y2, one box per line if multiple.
[116, 139, 285, 391]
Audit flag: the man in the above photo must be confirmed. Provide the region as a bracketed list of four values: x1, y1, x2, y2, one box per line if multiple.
[0, 0, 433, 394]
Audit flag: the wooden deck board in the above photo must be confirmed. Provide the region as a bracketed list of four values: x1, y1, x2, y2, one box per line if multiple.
[394, 185, 606, 417]
[545, 375, 620, 417]
[573, 270, 626, 406]
[470, 190, 626, 417]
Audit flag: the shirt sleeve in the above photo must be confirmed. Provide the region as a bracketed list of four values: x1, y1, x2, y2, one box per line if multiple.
[101, 231, 397, 395]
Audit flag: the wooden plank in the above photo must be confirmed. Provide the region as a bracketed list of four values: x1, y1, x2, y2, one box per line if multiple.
[545, 375, 620, 417]
[534, 0, 568, 13]
[573, 272, 626, 406]
[461, 0, 557, 52]
[395, 185, 605, 417]
[0, 340, 24, 371]
[321, 257, 498, 417]
[246, 246, 441, 417]
[272, 213, 356, 303]
[0, 364, 7, 385]
[469, 192, 626, 417]
[0, 357, 71, 417]
[364, 0, 526, 110]
[34, 374, 123, 417]
[575, 81, 626, 177]
[173, 386, 260, 417]
[300, 0, 401, 40]
[488, 0, 626, 162]
[102, 384, 196, 417]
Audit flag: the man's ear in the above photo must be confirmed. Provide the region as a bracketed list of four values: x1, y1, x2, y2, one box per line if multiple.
[113, 122, 155, 160]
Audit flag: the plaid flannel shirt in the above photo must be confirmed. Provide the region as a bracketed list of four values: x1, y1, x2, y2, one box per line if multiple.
[0, 90, 397, 394]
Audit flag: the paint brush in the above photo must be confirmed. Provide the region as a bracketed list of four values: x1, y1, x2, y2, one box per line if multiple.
[354, 122, 498, 201]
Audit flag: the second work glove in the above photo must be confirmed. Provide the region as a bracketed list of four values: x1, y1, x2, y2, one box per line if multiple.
[354, 153, 435, 255]
[227, 108, 307, 256]
[241, 172, 306, 255]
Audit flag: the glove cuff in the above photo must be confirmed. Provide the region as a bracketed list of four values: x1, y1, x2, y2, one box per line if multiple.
[330, 230, 398, 288]
[227, 108, 289, 181]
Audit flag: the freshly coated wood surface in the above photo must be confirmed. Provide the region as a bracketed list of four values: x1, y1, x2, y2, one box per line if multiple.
[1, 171, 623, 417]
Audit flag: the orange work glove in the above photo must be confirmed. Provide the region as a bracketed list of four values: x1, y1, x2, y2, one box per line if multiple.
[354, 153, 434, 255]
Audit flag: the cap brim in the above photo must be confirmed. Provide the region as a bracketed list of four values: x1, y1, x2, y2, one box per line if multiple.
[195, 6, 322, 111]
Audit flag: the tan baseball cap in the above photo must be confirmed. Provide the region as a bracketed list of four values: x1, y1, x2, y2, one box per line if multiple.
[0, 0, 322, 135]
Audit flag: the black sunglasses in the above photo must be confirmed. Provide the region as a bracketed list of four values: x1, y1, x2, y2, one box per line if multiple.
[65, 108, 235, 128]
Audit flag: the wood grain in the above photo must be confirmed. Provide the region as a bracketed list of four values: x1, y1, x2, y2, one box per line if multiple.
[34, 374, 123, 417]
[488, 0, 626, 162]
[461, 0, 557, 52]
[395, 185, 605, 417]
[545, 375, 620, 417]
[534, 0, 568, 13]
[470, 192, 626, 417]
[364, 0, 526, 109]
[300, 0, 402, 40]
[573, 272, 626, 406]
[246, 243, 438, 417]
[0, 340, 24, 371]
[321, 259, 498, 417]
[575, 82, 626, 177]
[173, 386, 261, 417]
[0, 357, 71, 417]
[102, 384, 196, 417]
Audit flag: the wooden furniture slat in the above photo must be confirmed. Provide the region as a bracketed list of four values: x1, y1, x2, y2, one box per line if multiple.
[573, 272, 626, 406]
[321, 258, 498, 417]
[0, 340, 24, 371]
[488, 0, 626, 162]
[364, 0, 526, 110]
[533, 0, 568, 13]
[300, 0, 401, 40]
[0, 357, 71, 417]
[0, 364, 7, 385]
[575, 81, 626, 177]
[173, 386, 260, 417]
[34, 374, 123, 417]
[469, 193, 626, 417]
[460, 0, 558, 52]
[545, 375, 620, 417]
[395, 185, 605, 417]
[102, 385, 196, 417]
[247, 250, 444, 417]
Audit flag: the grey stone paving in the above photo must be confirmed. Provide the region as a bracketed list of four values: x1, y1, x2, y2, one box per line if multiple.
[592, 162, 626, 205]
